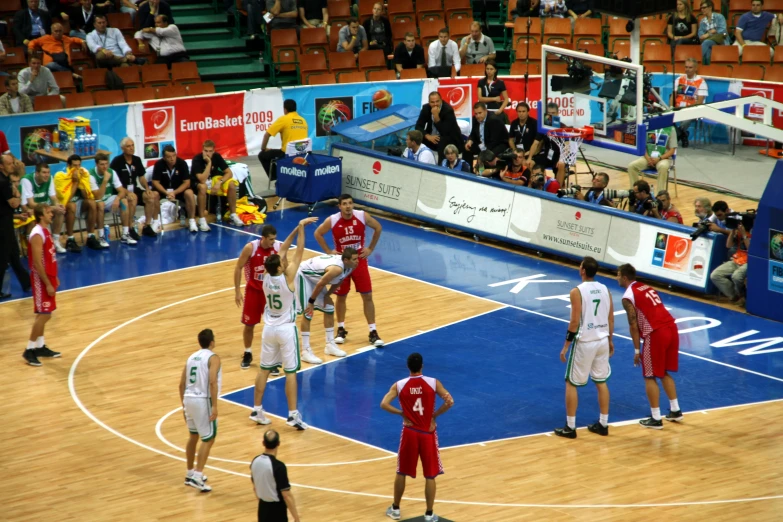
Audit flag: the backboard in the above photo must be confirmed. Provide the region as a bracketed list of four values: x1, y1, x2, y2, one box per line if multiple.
[540, 45, 647, 156]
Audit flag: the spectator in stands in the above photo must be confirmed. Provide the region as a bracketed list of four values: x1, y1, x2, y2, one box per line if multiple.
[120, 0, 141, 23]
[710, 222, 751, 305]
[668, 0, 699, 47]
[440, 144, 472, 173]
[427, 27, 460, 78]
[298, 0, 329, 34]
[627, 125, 676, 193]
[464, 101, 509, 166]
[244, 0, 264, 39]
[338, 18, 368, 56]
[567, 0, 593, 20]
[265, 0, 299, 32]
[151, 145, 199, 233]
[0, 154, 32, 298]
[110, 137, 159, 238]
[393, 32, 425, 75]
[0, 41, 7, 77]
[258, 99, 308, 183]
[20, 163, 67, 253]
[734, 0, 775, 56]
[698, 0, 728, 65]
[28, 22, 86, 73]
[574, 171, 614, 207]
[529, 163, 561, 193]
[0, 77, 34, 115]
[18, 56, 60, 100]
[135, 15, 189, 68]
[401, 130, 436, 165]
[191, 140, 245, 228]
[90, 152, 137, 246]
[363, 3, 392, 55]
[138, 0, 174, 29]
[694, 196, 712, 221]
[58, 154, 100, 251]
[13, 0, 52, 51]
[770, 13, 783, 46]
[474, 149, 504, 179]
[513, 0, 540, 19]
[499, 152, 530, 186]
[508, 102, 538, 163]
[477, 60, 508, 122]
[459, 21, 496, 65]
[60, 0, 104, 39]
[415, 91, 465, 164]
[655, 190, 684, 224]
[670, 58, 707, 148]
[528, 102, 567, 186]
[540, 0, 568, 18]
[628, 180, 656, 217]
[88, 15, 144, 67]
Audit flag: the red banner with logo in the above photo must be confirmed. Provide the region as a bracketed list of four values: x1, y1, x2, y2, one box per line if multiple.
[140, 92, 247, 164]
[739, 81, 783, 146]
[437, 77, 543, 121]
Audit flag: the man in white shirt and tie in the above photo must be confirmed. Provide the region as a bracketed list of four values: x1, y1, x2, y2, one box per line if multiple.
[427, 27, 460, 78]
[401, 130, 436, 165]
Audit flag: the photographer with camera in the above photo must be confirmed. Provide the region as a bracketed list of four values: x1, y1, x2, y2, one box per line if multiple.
[528, 164, 561, 194]
[629, 180, 658, 217]
[573, 172, 614, 207]
[474, 150, 506, 179]
[499, 151, 530, 186]
[463, 102, 509, 167]
[440, 144, 472, 173]
[710, 217, 751, 306]
[528, 103, 567, 186]
[656, 190, 683, 224]
[401, 130, 437, 165]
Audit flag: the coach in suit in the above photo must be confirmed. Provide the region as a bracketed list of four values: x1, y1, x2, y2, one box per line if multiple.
[13, 0, 52, 48]
[415, 91, 464, 164]
[463, 102, 510, 166]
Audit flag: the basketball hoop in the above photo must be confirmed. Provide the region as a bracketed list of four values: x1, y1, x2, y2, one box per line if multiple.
[547, 126, 594, 169]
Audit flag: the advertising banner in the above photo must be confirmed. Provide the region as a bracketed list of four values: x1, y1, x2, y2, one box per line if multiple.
[507, 193, 612, 258]
[438, 76, 543, 122]
[283, 80, 428, 150]
[0, 104, 130, 173]
[416, 170, 515, 236]
[275, 153, 341, 204]
[336, 146, 421, 214]
[770, 228, 783, 294]
[244, 88, 285, 155]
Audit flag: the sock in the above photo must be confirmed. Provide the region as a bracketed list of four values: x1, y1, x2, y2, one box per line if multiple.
[670, 398, 680, 412]
[245, 347, 252, 353]
[138, 216, 147, 225]
[426, 511, 433, 517]
[325, 327, 334, 343]
[337, 322, 345, 328]
[302, 332, 310, 349]
[254, 404, 262, 412]
[36, 336, 44, 348]
[651, 407, 661, 421]
[230, 212, 238, 218]
[98, 229, 104, 238]
[27, 340, 36, 350]
[289, 410, 298, 418]
[392, 504, 399, 510]
[53, 233, 60, 242]
[122, 226, 129, 235]
[368, 323, 377, 332]
[198, 216, 207, 224]
[566, 416, 576, 429]
[187, 469, 194, 477]
[192, 471, 203, 481]
[599, 413, 608, 427]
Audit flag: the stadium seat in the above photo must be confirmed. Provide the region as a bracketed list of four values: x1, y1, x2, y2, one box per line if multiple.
[727, 0, 747, 27]
[459, 63, 485, 77]
[699, 64, 732, 78]
[711, 45, 740, 65]
[64, 92, 95, 108]
[125, 36, 156, 64]
[171, 62, 200, 85]
[34, 95, 63, 112]
[387, 0, 415, 23]
[0, 0, 21, 20]
[52, 71, 76, 94]
[611, 38, 631, 56]
[300, 27, 329, 55]
[115, 66, 143, 88]
[774, 46, 783, 64]
[270, 28, 298, 53]
[299, 53, 329, 83]
[338, 70, 367, 83]
[730, 64, 765, 80]
[187, 82, 216, 96]
[445, 0, 472, 22]
[514, 42, 542, 62]
[505, 0, 518, 28]
[125, 87, 156, 102]
[392, 20, 418, 46]
[358, 0, 375, 22]
[418, 19, 442, 47]
[643, 45, 672, 70]
[367, 69, 397, 82]
[307, 72, 337, 85]
[82, 68, 107, 91]
[764, 65, 783, 82]
[141, 64, 171, 86]
[449, 17, 474, 41]
[329, 21, 348, 51]
[1, 47, 27, 74]
[580, 43, 605, 58]
[674, 45, 701, 64]
[608, 17, 631, 51]
[416, 0, 443, 15]
[543, 17, 572, 45]
[106, 12, 134, 36]
[741, 45, 773, 65]
[548, 62, 568, 75]
[358, 49, 386, 73]
[573, 18, 602, 47]
[328, 51, 358, 73]
[643, 64, 667, 73]
[400, 68, 427, 79]
[93, 90, 126, 106]
[643, 38, 665, 56]
[327, 0, 352, 23]
[514, 17, 542, 46]
[68, 45, 94, 68]
[510, 61, 540, 76]
[274, 47, 299, 73]
[155, 85, 188, 99]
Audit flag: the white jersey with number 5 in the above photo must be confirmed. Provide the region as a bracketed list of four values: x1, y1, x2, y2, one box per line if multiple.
[183, 348, 222, 399]
[299, 254, 353, 285]
[262, 272, 297, 326]
[576, 281, 611, 342]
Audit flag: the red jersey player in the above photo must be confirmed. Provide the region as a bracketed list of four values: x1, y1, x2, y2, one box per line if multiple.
[314, 194, 384, 347]
[381, 353, 454, 522]
[234, 221, 315, 370]
[617, 263, 683, 429]
[23, 204, 62, 366]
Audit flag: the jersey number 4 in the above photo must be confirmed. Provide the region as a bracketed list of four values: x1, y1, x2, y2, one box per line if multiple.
[412, 397, 424, 416]
[266, 294, 282, 310]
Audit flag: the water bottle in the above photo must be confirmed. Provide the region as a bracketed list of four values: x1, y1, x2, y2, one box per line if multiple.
[92, 134, 99, 155]
[215, 197, 222, 223]
[52, 131, 59, 151]
[43, 136, 51, 152]
[104, 224, 111, 242]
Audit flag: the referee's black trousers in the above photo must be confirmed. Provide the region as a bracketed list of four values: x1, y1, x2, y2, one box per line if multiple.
[0, 221, 30, 293]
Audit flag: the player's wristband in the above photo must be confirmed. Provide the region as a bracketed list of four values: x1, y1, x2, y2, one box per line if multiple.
[565, 330, 577, 342]
[634, 350, 640, 354]
[308, 297, 315, 304]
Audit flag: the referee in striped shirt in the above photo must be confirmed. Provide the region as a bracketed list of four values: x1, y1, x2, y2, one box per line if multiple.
[251, 430, 301, 522]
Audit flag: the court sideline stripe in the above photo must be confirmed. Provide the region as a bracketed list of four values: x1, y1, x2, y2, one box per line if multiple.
[213, 224, 783, 385]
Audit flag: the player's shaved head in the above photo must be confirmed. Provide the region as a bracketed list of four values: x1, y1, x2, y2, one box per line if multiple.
[407, 353, 423, 373]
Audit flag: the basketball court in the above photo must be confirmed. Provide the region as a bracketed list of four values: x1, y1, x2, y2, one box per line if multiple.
[4, 193, 783, 521]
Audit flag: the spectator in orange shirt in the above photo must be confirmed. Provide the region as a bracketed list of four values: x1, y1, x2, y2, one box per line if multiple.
[27, 22, 87, 73]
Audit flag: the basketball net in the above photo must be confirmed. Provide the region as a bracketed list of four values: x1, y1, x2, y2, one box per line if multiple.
[547, 128, 590, 168]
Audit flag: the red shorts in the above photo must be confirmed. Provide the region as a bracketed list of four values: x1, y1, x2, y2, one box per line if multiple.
[31, 273, 56, 314]
[396, 426, 444, 479]
[242, 284, 266, 326]
[641, 323, 679, 378]
[334, 256, 372, 296]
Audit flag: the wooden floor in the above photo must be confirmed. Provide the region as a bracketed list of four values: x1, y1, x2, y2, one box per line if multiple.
[4, 183, 781, 521]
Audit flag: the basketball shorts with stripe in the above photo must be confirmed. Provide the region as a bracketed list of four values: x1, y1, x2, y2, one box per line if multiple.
[183, 397, 218, 442]
[295, 271, 334, 314]
[397, 426, 444, 479]
[565, 337, 611, 386]
[261, 324, 301, 373]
